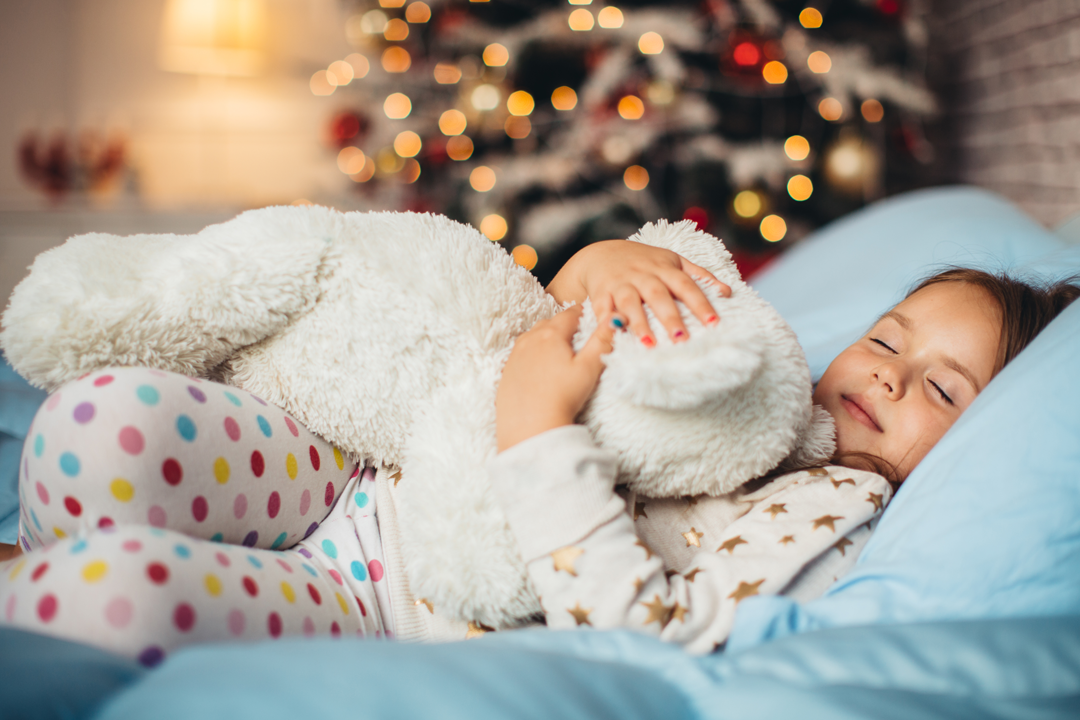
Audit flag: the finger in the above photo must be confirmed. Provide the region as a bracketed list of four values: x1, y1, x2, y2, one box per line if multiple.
[546, 304, 585, 339]
[680, 258, 731, 298]
[611, 286, 654, 347]
[574, 312, 619, 377]
[639, 277, 690, 343]
[660, 267, 722, 327]
[592, 292, 616, 322]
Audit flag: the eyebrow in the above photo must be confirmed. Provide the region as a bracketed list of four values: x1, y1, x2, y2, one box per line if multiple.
[881, 311, 983, 393]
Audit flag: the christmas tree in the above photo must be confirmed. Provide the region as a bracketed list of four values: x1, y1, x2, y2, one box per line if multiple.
[313, 0, 937, 282]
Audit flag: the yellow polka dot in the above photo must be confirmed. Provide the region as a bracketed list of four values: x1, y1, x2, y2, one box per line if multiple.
[281, 582, 296, 604]
[110, 478, 134, 502]
[53, 527, 67, 539]
[205, 574, 222, 597]
[214, 457, 230, 484]
[82, 560, 108, 583]
[8, 559, 26, 581]
[286, 454, 298, 480]
[335, 592, 350, 615]
[333, 447, 344, 471]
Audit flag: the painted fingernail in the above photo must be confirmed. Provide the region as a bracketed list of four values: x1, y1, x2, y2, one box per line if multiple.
[673, 330, 687, 341]
[705, 315, 719, 325]
[641, 335, 655, 348]
[610, 317, 625, 329]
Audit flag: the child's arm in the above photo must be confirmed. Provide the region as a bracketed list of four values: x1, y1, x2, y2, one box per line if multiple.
[547, 240, 730, 346]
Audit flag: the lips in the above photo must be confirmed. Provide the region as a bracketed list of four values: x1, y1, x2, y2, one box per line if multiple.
[841, 394, 882, 432]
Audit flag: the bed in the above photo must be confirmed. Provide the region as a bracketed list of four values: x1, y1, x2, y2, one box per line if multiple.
[2, 185, 1079, 719]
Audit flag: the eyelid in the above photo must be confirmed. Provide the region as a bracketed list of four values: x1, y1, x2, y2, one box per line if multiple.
[870, 337, 897, 353]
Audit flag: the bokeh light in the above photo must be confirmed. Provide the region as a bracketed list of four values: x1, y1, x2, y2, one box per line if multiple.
[760, 215, 787, 242]
[733, 190, 763, 218]
[434, 63, 462, 84]
[446, 135, 474, 160]
[346, 53, 370, 78]
[623, 165, 649, 190]
[787, 174, 813, 201]
[568, 9, 594, 31]
[784, 135, 810, 161]
[483, 43, 509, 67]
[337, 147, 366, 175]
[504, 116, 531, 139]
[800, 8, 823, 28]
[598, 7, 624, 28]
[382, 47, 412, 73]
[384, 18, 409, 41]
[762, 61, 788, 84]
[618, 95, 645, 120]
[327, 60, 354, 86]
[807, 50, 832, 73]
[568, 0, 593, 4]
[377, 147, 404, 174]
[439, 109, 467, 135]
[470, 165, 497, 191]
[861, 98, 884, 122]
[646, 80, 675, 105]
[350, 157, 376, 182]
[471, 84, 500, 111]
[733, 42, 761, 66]
[507, 90, 535, 116]
[402, 158, 421, 183]
[405, 2, 431, 23]
[818, 97, 843, 121]
[379, 0, 405, 7]
[394, 131, 422, 157]
[512, 244, 538, 270]
[602, 136, 633, 164]
[384, 92, 412, 119]
[310, 71, 335, 96]
[638, 32, 664, 54]
[360, 10, 388, 34]
[551, 86, 578, 110]
[480, 214, 508, 240]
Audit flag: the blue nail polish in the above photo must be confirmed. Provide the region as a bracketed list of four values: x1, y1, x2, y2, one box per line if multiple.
[611, 317, 625, 329]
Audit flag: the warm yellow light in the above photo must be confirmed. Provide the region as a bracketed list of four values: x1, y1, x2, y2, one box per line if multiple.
[346, 53, 370, 78]
[483, 43, 509, 67]
[551, 86, 578, 111]
[310, 70, 336, 96]
[439, 109, 467, 136]
[760, 214, 787, 242]
[446, 135, 474, 161]
[512, 244, 538, 270]
[799, 7, 823, 28]
[762, 61, 788, 84]
[337, 147, 366, 175]
[159, 0, 268, 77]
[784, 135, 810, 161]
[377, 147, 404, 174]
[787, 174, 813, 201]
[434, 63, 462, 84]
[350, 157, 376, 182]
[471, 84, 500, 111]
[598, 6, 624, 28]
[327, 60, 354, 86]
[861, 98, 884, 122]
[470, 166, 497, 192]
[601, 136, 632, 164]
[623, 165, 649, 190]
[360, 10, 388, 34]
[384, 92, 413, 119]
[405, 2, 431, 22]
[394, 131, 422, 158]
[646, 81, 675, 105]
[384, 18, 409, 41]
[568, 0, 593, 5]
[818, 97, 843, 121]
[382, 46, 412, 73]
[618, 95, 645, 120]
[733, 190, 762, 218]
[807, 50, 831, 73]
[402, 158, 421, 183]
[504, 115, 531, 139]
[568, 8, 594, 31]
[480, 214, 508, 241]
[507, 90, 535, 116]
[379, 0, 405, 7]
[638, 31, 664, 54]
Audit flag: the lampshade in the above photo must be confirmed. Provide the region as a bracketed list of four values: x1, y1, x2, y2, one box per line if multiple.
[159, 0, 268, 76]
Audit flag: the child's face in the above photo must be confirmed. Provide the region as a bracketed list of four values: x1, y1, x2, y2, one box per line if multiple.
[812, 282, 1001, 479]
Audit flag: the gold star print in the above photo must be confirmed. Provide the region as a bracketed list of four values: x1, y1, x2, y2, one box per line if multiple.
[391, 469, 403, 487]
[866, 492, 884, 511]
[807, 468, 829, 476]
[671, 603, 688, 623]
[763, 503, 788, 519]
[684, 495, 700, 506]
[551, 546, 585, 576]
[633, 501, 648, 520]
[635, 539, 655, 560]
[717, 535, 748, 554]
[728, 579, 765, 603]
[640, 595, 673, 628]
[465, 621, 495, 639]
[812, 515, 844, 532]
[831, 477, 856, 489]
[684, 567, 703, 583]
[568, 602, 593, 626]
[833, 537, 854, 556]
[633, 576, 645, 592]
[682, 527, 704, 547]
[414, 598, 434, 614]
[778, 535, 796, 545]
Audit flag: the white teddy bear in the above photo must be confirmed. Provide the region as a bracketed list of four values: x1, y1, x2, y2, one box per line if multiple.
[1, 206, 833, 628]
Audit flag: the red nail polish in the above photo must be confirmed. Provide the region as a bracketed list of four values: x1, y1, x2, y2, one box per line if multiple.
[641, 336, 655, 348]
[705, 315, 719, 325]
[673, 330, 686, 341]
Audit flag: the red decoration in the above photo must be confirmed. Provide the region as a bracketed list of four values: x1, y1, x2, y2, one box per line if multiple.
[876, 0, 901, 15]
[18, 130, 126, 200]
[682, 206, 709, 231]
[732, 42, 761, 67]
[327, 110, 370, 149]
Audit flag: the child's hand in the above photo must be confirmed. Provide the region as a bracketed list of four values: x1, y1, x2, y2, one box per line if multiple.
[546, 240, 730, 347]
[496, 305, 620, 452]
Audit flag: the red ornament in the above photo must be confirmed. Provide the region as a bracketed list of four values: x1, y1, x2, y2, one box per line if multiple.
[732, 42, 761, 67]
[327, 110, 369, 149]
[682, 206, 709, 231]
[720, 32, 770, 80]
[876, 0, 901, 15]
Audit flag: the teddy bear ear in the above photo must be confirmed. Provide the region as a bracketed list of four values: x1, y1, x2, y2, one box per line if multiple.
[777, 404, 837, 471]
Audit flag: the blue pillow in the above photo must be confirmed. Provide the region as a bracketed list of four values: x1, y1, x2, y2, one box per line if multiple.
[0, 361, 46, 544]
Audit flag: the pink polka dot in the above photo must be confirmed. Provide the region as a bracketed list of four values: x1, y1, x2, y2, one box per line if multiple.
[223, 417, 241, 441]
[4, 595, 15, 622]
[228, 609, 245, 636]
[37, 594, 58, 623]
[329, 569, 343, 586]
[302, 617, 315, 636]
[233, 494, 248, 519]
[148, 505, 167, 528]
[98, 517, 114, 529]
[276, 558, 293, 573]
[105, 597, 133, 628]
[173, 603, 196, 632]
[118, 426, 145, 455]
[268, 612, 282, 638]
[149, 370, 167, 377]
[215, 552, 231, 567]
[284, 417, 299, 437]
[309, 446, 321, 471]
[267, 492, 281, 519]
[35, 482, 49, 505]
[324, 482, 334, 507]
[64, 496, 82, 517]
[162, 458, 183, 486]
[192, 496, 209, 522]
[368, 560, 384, 582]
[299, 490, 311, 516]
[122, 540, 142, 553]
[46, 394, 62, 411]
[93, 375, 114, 387]
[32, 563, 49, 582]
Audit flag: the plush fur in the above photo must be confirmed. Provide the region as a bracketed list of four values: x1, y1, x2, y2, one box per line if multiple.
[1, 206, 833, 628]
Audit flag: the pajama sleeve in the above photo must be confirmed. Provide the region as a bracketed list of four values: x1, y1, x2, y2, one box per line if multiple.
[489, 425, 891, 655]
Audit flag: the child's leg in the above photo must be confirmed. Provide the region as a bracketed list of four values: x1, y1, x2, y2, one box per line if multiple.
[18, 368, 355, 552]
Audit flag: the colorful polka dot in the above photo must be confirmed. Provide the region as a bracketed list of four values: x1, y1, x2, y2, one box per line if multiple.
[215, 552, 231, 567]
[187, 386, 207, 403]
[192, 496, 208, 522]
[329, 569, 344, 586]
[354, 492, 369, 509]
[174, 603, 196, 632]
[46, 394, 61, 411]
[162, 458, 183, 486]
[59, 453, 80, 477]
[105, 597, 133, 628]
[284, 417, 299, 437]
[111, 479, 134, 503]
[213, 457, 230, 484]
[122, 540, 142, 553]
[93, 375, 114, 387]
[271, 532, 288, 550]
[8, 559, 26, 582]
[118, 426, 145, 455]
[176, 415, 197, 442]
[224, 392, 242, 407]
[333, 448, 345, 470]
[53, 527, 66, 539]
[35, 481, 49, 505]
[205, 574, 222, 596]
[174, 544, 191, 559]
[147, 562, 169, 584]
[281, 582, 296, 604]
[256, 416, 272, 438]
[33, 434, 44, 457]
[304, 523, 318, 539]
[136, 385, 160, 405]
[297, 548, 312, 559]
[138, 646, 165, 668]
[82, 560, 108, 583]
[242, 576, 259, 597]
[223, 417, 241, 441]
[368, 560, 384, 582]
[233, 494, 248, 519]
[302, 564, 318, 578]
[247, 555, 263, 569]
[357, 596, 367, 617]
[307, 583, 322, 605]
[268, 611, 283, 638]
[211, 532, 224, 542]
[228, 610, 245, 636]
[350, 561, 367, 581]
[285, 454, 298, 480]
[64, 496, 82, 517]
[70, 540, 88, 554]
[4, 595, 15, 622]
[73, 402, 95, 424]
[302, 617, 315, 636]
[321, 539, 338, 559]
[98, 517, 115, 530]
[335, 593, 349, 615]
[267, 492, 281, 519]
[252, 395, 268, 406]
[276, 558, 293, 573]
[324, 482, 335, 507]
[242, 531, 258, 548]
[299, 490, 311, 516]
[148, 505, 167, 528]
[37, 594, 58, 622]
[30, 510, 42, 532]
[331, 621, 341, 636]
[250, 451, 265, 478]
[31, 562, 49, 582]
[309, 446, 321, 471]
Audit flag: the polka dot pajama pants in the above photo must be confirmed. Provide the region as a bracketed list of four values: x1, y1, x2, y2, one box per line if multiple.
[0, 368, 391, 666]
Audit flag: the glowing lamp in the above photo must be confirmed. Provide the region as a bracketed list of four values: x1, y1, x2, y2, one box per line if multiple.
[159, 0, 268, 76]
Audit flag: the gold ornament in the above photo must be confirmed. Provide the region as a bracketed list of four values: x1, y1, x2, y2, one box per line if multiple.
[551, 546, 585, 576]
[728, 579, 765, 603]
[717, 535, 748, 554]
[813, 515, 844, 532]
[764, 503, 788, 519]
[568, 602, 593, 626]
[682, 527, 704, 548]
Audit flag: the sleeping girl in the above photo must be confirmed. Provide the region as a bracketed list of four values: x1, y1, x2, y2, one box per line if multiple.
[0, 241, 1075, 662]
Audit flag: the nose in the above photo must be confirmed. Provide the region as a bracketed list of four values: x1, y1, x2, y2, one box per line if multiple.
[873, 361, 905, 399]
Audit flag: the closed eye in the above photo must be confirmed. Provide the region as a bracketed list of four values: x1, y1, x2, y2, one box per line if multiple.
[870, 338, 896, 353]
[930, 380, 954, 406]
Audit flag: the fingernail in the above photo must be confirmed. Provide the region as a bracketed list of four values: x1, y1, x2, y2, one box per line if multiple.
[641, 335, 655, 348]
[673, 329, 687, 341]
[610, 317, 625, 330]
[705, 315, 719, 325]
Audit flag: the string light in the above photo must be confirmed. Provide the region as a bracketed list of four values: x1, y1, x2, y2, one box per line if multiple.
[405, 2, 431, 23]
[379, 0, 405, 7]
[568, 9, 594, 31]
[623, 165, 649, 190]
[784, 135, 810, 161]
[327, 60, 354, 86]
[818, 97, 843, 121]
[638, 32, 664, 54]
[382, 47, 412, 73]
[512, 245, 538, 270]
[337, 147, 366, 174]
[446, 135, 474, 160]
[384, 18, 409, 41]
[483, 43, 509, 67]
[384, 92, 412, 119]
[551, 86, 577, 110]
[762, 61, 788, 84]
[618, 95, 645, 120]
[480, 214, 508, 240]
[310, 71, 335, 96]
[505, 116, 531, 139]
[394, 131, 422, 158]
[733, 42, 760, 66]
[568, 0, 592, 4]
[760, 215, 787, 242]
[807, 51, 831, 73]
[402, 158, 421, 183]
[346, 53, 370, 78]
[377, 147, 404, 174]
[861, 99, 884, 122]
[434, 63, 461, 84]
[733, 190, 762, 218]
[800, 8, 823, 28]
[470, 166, 497, 192]
[787, 174, 813, 201]
[598, 7, 623, 28]
[439, 110, 467, 135]
[507, 90, 535, 116]
[471, 84, 500, 111]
